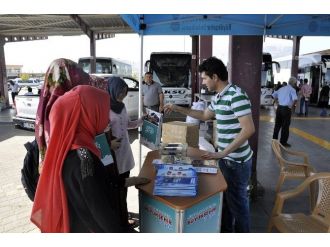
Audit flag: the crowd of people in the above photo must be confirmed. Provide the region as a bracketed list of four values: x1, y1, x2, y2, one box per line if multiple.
[272, 77, 330, 147]
[27, 56, 329, 233]
[28, 56, 256, 233]
[31, 59, 149, 233]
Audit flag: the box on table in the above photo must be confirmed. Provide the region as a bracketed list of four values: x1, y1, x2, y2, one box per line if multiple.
[162, 121, 199, 148]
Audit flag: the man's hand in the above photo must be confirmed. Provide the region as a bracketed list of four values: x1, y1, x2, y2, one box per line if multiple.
[159, 105, 164, 113]
[201, 151, 225, 160]
[163, 103, 176, 114]
[124, 176, 151, 187]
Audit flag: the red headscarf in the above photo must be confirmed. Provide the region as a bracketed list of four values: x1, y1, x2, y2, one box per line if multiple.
[31, 85, 110, 233]
[35, 58, 108, 161]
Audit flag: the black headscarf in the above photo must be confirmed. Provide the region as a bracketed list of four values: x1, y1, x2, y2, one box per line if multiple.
[108, 77, 128, 114]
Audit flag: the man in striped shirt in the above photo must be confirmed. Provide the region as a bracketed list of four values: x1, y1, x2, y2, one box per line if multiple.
[164, 57, 255, 233]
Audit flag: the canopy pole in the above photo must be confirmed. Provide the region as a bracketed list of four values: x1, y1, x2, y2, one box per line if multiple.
[138, 32, 144, 171]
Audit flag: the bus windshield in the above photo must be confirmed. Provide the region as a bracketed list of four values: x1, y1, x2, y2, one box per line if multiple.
[149, 53, 191, 88]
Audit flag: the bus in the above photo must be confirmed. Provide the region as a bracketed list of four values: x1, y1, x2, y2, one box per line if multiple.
[145, 52, 278, 106]
[260, 53, 280, 106]
[298, 52, 330, 105]
[145, 52, 192, 106]
[275, 51, 330, 105]
[78, 57, 132, 77]
[273, 55, 292, 85]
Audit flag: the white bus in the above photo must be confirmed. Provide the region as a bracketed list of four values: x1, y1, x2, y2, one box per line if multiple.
[298, 53, 330, 105]
[145, 52, 192, 106]
[260, 53, 280, 106]
[275, 51, 330, 105]
[78, 57, 132, 77]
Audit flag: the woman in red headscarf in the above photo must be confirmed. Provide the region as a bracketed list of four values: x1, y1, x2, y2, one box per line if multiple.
[31, 85, 127, 233]
[35, 58, 108, 165]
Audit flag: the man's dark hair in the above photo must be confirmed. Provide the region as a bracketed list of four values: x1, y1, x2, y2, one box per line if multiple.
[145, 71, 152, 76]
[304, 78, 308, 84]
[198, 57, 228, 81]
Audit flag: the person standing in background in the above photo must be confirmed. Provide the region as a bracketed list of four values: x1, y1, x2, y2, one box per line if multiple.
[9, 79, 20, 108]
[24, 86, 34, 96]
[272, 77, 298, 147]
[275, 81, 282, 91]
[299, 78, 312, 116]
[295, 82, 303, 115]
[142, 72, 164, 112]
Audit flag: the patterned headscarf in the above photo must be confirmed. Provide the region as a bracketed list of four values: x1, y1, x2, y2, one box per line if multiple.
[35, 58, 108, 162]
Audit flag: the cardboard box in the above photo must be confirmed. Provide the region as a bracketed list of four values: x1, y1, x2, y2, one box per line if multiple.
[162, 121, 199, 148]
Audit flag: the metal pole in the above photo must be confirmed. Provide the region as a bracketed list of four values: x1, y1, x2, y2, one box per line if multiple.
[291, 36, 302, 78]
[90, 31, 96, 73]
[138, 32, 144, 171]
[0, 36, 9, 107]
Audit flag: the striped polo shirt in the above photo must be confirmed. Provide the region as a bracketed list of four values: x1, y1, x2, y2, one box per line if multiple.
[208, 84, 253, 163]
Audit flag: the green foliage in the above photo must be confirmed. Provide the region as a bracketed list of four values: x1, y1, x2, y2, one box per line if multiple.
[20, 73, 30, 80]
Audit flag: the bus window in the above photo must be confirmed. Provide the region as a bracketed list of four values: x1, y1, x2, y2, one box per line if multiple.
[96, 63, 103, 73]
[324, 70, 330, 84]
[80, 61, 91, 73]
[112, 65, 117, 74]
[78, 57, 132, 76]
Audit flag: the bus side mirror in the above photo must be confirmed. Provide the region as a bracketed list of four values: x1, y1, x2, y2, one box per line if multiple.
[276, 64, 280, 73]
[144, 60, 150, 73]
[272, 61, 280, 73]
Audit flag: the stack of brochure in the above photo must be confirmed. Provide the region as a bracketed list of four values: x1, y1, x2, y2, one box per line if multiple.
[153, 164, 198, 197]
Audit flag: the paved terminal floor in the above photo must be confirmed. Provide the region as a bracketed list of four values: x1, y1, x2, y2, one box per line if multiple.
[0, 105, 329, 233]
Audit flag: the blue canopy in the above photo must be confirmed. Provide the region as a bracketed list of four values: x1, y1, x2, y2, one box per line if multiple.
[121, 14, 330, 36]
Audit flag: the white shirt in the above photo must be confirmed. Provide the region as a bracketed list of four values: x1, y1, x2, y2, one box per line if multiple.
[109, 107, 143, 174]
[10, 83, 20, 93]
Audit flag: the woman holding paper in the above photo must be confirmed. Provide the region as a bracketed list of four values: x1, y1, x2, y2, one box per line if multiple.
[108, 77, 144, 229]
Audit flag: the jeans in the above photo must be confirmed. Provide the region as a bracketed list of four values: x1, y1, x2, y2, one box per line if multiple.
[300, 97, 309, 115]
[218, 158, 252, 233]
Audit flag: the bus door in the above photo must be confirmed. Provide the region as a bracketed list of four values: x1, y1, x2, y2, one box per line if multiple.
[308, 66, 321, 104]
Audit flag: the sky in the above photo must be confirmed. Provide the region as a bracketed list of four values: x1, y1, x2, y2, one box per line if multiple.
[4, 34, 330, 74]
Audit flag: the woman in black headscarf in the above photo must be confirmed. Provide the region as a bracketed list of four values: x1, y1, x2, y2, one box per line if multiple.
[107, 77, 144, 229]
